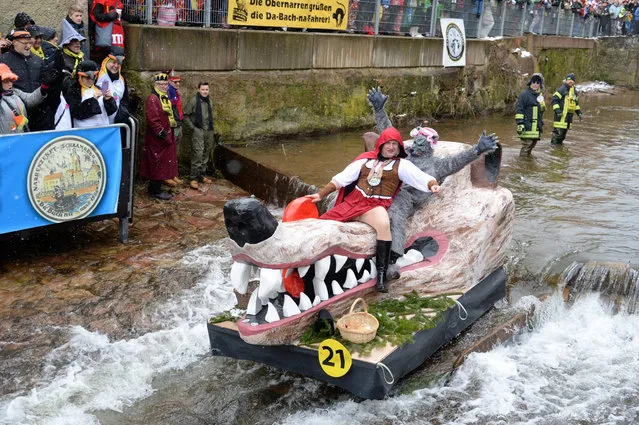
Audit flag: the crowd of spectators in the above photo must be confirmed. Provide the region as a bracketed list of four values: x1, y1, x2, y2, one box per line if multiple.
[0, 3, 132, 135]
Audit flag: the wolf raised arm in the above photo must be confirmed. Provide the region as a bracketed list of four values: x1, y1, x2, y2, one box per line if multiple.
[366, 87, 500, 270]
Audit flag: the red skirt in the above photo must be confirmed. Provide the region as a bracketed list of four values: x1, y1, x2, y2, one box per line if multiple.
[320, 188, 392, 222]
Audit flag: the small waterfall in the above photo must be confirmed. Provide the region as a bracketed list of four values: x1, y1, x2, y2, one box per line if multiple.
[558, 261, 639, 314]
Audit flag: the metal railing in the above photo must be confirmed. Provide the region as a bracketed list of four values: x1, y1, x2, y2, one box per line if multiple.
[121, 0, 625, 38]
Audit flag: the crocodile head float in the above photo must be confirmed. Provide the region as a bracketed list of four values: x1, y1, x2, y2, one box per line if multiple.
[223, 142, 514, 346]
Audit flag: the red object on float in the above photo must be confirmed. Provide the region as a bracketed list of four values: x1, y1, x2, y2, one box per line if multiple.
[282, 269, 305, 298]
[281, 197, 318, 297]
[282, 197, 319, 223]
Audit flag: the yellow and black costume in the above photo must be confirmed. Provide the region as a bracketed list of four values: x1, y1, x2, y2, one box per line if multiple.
[551, 73, 582, 145]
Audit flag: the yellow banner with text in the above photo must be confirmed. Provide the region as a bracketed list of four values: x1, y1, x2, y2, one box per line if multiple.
[227, 0, 349, 30]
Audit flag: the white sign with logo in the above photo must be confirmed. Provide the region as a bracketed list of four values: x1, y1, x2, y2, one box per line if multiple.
[441, 18, 466, 67]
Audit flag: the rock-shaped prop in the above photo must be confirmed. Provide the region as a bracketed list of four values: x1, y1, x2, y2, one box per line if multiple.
[224, 141, 514, 346]
[223, 198, 278, 247]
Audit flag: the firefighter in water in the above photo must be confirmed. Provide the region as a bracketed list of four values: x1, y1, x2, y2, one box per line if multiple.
[515, 73, 545, 156]
[551, 73, 583, 145]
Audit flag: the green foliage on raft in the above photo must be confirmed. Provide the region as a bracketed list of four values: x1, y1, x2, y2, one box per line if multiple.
[210, 310, 243, 324]
[299, 291, 461, 356]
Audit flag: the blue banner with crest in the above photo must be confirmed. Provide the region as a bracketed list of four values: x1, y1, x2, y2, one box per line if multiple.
[0, 126, 122, 234]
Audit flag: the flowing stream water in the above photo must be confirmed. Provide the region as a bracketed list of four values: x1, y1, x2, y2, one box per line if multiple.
[2, 86, 639, 425]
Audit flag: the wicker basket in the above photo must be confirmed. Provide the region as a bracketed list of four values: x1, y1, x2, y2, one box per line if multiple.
[336, 298, 379, 344]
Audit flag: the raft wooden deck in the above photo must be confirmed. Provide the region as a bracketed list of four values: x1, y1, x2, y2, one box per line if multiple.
[207, 267, 506, 399]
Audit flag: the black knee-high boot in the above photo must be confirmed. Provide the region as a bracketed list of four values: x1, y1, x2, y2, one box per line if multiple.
[376, 240, 392, 293]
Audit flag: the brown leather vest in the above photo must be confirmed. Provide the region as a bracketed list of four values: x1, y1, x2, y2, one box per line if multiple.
[355, 159, 400, 198]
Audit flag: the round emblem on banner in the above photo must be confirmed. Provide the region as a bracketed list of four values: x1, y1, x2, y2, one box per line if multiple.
[27, 135, 107, 223]
[445, 22, 465, 62]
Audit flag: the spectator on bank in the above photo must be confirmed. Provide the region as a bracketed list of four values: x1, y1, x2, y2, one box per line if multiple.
[184, 81, 216, 190]
[97, 46, 130, 124]
[165, 69, 184, 186]
[0, 63, 48, 134]
[39, 27, 61, 66]
[90, 0, 125, 64]
[59, 4, 90, 59]
[0, 29, 43, 94]
[60, 20, 86, 80]
[167, 69, 184, 145]
[64, 60, 117, 128]
[12, 12, 35, 31]
[598, 0, 612, 35]
[610, 0, 623, 34]
[29, 26, 46, 60]
[356, 0, 377, 33]
[140, 73, 179, 200]
[27, 26, 63, 132]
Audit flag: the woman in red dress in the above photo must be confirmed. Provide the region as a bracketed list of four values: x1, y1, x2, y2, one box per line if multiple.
[308, 127, 440, 292]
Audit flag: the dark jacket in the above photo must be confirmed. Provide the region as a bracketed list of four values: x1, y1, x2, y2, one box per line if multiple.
[515, 87, 545, 139]
[64, 79, 118, 122]
[0, 50, 43, 93]
[552, 84, 581, 129]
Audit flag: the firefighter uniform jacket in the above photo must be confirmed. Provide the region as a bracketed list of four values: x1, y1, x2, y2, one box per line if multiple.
[552, 84, 581, 129]
[515, 88, 545, 140]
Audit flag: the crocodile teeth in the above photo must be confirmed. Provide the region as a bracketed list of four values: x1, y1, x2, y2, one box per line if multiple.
[283, 295, 301, 317]
[313, 278, 329, 301]
[312, 295, 321, 306]
[258, 268, 282, 300]
[246, 288, 262, 315]
[343, 269, 358, 289]
[333, 255, 348, 272]
[396, 249, 424, 268]
[355, 258, 365, 272]
[230, 262, 252, 295]
[314, 256, 331, 281]
[298, 265, 310, 278]
[331, 280, 344, 295]
[358, 269, 371, 283]
[298, 292, 312, 311]
[369, 259, 376, 277]
[265, 302, 280, 323]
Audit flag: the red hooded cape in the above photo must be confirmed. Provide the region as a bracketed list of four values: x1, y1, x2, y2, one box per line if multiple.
[332, 126, 407, 207]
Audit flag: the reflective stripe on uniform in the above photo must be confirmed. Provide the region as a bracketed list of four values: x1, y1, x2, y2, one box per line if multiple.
[521, 130, 540, 138]
[553, 120, 568, 129]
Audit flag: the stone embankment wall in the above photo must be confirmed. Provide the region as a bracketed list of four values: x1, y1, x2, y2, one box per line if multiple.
[125, 25, 639, 148]
[125, 25, 535, 144]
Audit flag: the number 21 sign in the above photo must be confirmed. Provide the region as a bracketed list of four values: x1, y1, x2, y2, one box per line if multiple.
[318, 339, 353, 378]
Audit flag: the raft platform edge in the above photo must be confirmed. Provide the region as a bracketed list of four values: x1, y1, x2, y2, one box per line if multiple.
[207, 267, 506, 399]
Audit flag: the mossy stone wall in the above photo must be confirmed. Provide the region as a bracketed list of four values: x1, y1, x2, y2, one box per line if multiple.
[123, 29, 639, 168]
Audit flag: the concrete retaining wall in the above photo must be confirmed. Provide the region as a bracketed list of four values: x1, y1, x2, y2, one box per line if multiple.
[121, 25, 638, 150]
[124, 25, 495, 72]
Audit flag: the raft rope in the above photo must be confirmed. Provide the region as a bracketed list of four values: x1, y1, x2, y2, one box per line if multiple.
[376, 362, 395, 384]
[453, 299, 468, 321]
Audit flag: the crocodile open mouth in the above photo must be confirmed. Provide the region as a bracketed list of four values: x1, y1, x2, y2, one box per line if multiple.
[231, 231, 448, 336]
